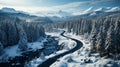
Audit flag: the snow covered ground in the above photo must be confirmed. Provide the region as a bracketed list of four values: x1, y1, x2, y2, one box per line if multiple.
[25, 31, 76, 67]
[50, 32, 115, 67]
[2, 29, 118, 67]
[0, 38, 47, 62]
[26, 30, 120, 67]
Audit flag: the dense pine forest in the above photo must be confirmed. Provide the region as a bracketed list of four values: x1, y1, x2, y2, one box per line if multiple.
[45, 15, 120, 59]
[0, 15, 45, 53]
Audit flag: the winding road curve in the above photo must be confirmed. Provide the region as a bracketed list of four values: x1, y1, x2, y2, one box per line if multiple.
[38, 31, 83, 67]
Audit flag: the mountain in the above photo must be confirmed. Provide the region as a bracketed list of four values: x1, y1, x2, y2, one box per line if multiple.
[94, 7, 111, 12]
[71, 7, 120, 19]
[0, 7, 53, 24]
[82, 7, 94, 14]
[106, 7, 120, 12]
[1, 7, 119, 23]
[57, 10, 72, 18]
[47, 7, 120, 22]
[36, 10, 72, 18]
[1, 7, 17, 13]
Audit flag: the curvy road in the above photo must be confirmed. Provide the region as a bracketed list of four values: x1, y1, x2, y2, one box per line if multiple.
[38, 31, 83, 67]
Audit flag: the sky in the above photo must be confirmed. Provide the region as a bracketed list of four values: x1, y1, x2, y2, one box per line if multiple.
[0, 0, 120, 14]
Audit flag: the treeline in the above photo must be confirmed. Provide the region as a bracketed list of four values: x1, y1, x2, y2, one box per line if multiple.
[0, 16, 45, 54]
[45, 15, 120, 59]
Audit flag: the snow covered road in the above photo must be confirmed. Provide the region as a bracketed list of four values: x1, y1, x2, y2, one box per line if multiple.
[38, 31, 83, 67]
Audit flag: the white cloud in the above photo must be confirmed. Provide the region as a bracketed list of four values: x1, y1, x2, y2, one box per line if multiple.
[0, 1, 87, 13]
[0, 0, 42, 6]
[53, 2, 86, 9]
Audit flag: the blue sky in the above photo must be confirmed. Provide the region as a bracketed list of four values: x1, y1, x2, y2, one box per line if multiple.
[36, 0, 88, 7]
[0, 0, 120, 13]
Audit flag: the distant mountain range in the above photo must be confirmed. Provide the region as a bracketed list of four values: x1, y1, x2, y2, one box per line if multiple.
[35, 10, 72, 18]
[66, 7, 120, 20]
[0, 7, 120, 23]
[74, 7, 120, 15]
[0, 7, 53, 24]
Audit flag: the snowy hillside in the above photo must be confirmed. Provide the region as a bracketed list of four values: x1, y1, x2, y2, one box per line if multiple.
[50, 32, 115, 67]
[73, 7, 120, 16]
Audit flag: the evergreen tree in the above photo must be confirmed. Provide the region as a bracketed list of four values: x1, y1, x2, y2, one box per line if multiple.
[0, 42, 4, 55]
[18, 24, 28, 51]
[105, 23, 115, 53]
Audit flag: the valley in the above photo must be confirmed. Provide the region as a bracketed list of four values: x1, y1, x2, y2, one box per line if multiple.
[0, 0, 120, 67]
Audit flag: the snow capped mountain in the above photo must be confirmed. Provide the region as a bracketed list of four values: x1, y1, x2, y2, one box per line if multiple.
[35, 10, 72, 18]
[83, 7, 94, 14]
[57, 10, 72, 17]
[93, 7, 120, 12]
[106, 7, 120, 12]
[1, 7, 119, 18]
[0, 7, 29, 14]
[79, 7, 120, 16]
[1, 7, 20, 13]
[94, 7, 110, 12]
[0, 7, 53, 24]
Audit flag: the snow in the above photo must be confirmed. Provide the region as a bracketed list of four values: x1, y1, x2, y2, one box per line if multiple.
[83, 7, 94, 14]
[1, 7, 18, 13]
[74, 7, 120, 16]
[28, 42, 44, 51]
[90, 12, 96, 16]
[93, 7, 110, 12]
[4, 45, 21, 58]
[45, 50, 68, 59]
[1, 29, 118, 66]
[26, 31, 76, 67]
[33, 10, 72, 18]
[25, 30, 120, 67]
[106, 7, 120, 12]
[58, 38, 76, 50]
[45, 29, 63, 37]
[0, 37, 47, 62]
[50, 31, 114, 67]
[46, 32, 61, 37]
[46, 30, 76, 50]
[26, 49, 68, 67]
[0, 45, 21, 62]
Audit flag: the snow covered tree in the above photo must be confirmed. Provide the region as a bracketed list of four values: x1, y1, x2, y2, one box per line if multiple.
[0, 42, 4, 55]
[0, 29, 7, 46]
[18, 24, 28, 51]
[105, 24, 115, 54]
[7, 21, 19, 46]
[96, 25, 106, 53]
[0, 17, 20, 47]
[23, 23, 45, 42]
[90, 33, 97, 52]
[40, 52, 45, 59]
[114, 20, 120, 53]
[44, 14, 120, 58]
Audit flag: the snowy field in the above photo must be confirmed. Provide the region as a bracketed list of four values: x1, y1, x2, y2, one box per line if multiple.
[25, 30, 76, 67]
[0, 38, 47, 62]
[50, 32, 117, 67]
[1, 29, 119, 67]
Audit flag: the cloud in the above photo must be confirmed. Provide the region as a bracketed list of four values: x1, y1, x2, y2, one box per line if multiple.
[0, 0, 42, 6]
[0, 1, 88, 13]
[53, 2, 87, 9]
[0, 0, 119, 15]
[89, 0, 120, 5]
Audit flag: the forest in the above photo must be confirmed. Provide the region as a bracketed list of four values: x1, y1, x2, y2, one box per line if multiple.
[45, 15, 120, 59]
[0, 15, 45, 54]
